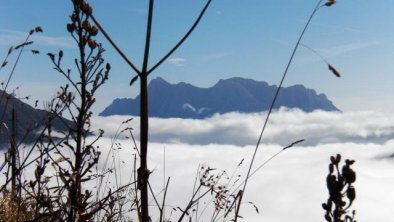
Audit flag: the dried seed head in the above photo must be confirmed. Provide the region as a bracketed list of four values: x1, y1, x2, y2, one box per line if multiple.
[7, 46, 13, 55]
[82, 20, 90, 30]
[345, 159, 355, 165]
[106, 63, 111, 70]
[335, 153, 341, 163]
[73, 0, 83, 5]
[47, 52, 55, 61]
[67, 23, 75, 33]
[328, 64, 341, 78]
[71, 13, 78, 22]
[90, 26, 98, 36]
[34, 26, 43, 33]
[330, 155, 336, 164]
[325, 0, 336, 7]
[88, 39, 97, 49]
[347, 186, 356, 202]
[81, 2, 93, 16]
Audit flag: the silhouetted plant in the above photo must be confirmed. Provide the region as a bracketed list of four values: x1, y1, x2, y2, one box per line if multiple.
[43, 1, 111, 220]
[174, 165, 232, 222]
[322, 154, 357, 222]
[0, 26, 42, 147]
[89, 0, 213, 220]
[0, 26, 48, 221]
[1, 1, 121, 221]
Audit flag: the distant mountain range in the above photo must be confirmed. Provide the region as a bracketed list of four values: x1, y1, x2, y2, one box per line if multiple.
[100, 77, 339, 119]
[0, 91, 72, 147]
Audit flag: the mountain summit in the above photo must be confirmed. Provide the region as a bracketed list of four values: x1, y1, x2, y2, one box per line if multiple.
[100, 77, 339, 118]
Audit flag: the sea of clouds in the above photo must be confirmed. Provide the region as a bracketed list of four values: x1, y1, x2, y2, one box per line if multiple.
[92, 108, 394, 146]
[3, 109, 394, 221]
[87, 108, 394, 221]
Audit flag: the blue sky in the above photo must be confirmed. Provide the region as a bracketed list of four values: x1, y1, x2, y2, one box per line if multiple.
[1, 0, 394, 114]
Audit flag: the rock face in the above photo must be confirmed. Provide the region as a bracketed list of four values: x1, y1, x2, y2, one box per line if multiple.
[100, 77, 339, 118]
[0, 91, 71, 147]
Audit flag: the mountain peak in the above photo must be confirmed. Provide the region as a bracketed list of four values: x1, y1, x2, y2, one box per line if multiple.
[149, 77, 170, 85]
[100, 77, 339, 118]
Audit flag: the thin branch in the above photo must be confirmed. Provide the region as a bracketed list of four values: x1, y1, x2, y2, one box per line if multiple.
[90, 14, 141, 75]
[147, 0, 212, 75]
[299, 42, 329, 64]
[210, 139, 305, 222]
[141, 0, 155, 75]
[159, 177, 170, 222]
[147, 181, 162, 211]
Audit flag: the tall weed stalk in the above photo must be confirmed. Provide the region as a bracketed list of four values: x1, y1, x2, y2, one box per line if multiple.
[90, 0, 213, 220]
[237, 0, 340, 220]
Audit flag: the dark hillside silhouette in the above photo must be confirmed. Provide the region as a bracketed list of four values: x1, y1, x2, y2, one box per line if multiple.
[0, 91, 71, 147]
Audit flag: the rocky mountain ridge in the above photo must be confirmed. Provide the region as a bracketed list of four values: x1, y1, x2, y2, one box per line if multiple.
[100, 77, 339, 118]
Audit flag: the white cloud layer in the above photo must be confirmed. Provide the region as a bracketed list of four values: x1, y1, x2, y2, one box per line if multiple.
[88, 110, 394, 221]
[90, 139, 394, 221]
[91, 108, 394, 146]
[3, 110, 394, 221]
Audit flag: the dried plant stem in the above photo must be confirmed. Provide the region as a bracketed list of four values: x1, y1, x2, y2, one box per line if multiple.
[90, 15, 140, 74]
[178, 186, 211, 222]
[90, 1, 213, 220]
[147, 0, 213, 75]
[159, 177, 170, 222]
[1, 34, 31, 100]
[0, 32, 33, 126]
[137, 1, 155, 221]
[299, 42, 330, 64]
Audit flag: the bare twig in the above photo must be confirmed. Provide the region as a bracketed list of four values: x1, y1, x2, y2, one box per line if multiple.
[147, 0, 213, 75]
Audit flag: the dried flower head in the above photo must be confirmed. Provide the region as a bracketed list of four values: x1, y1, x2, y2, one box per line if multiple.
[67, 23, 75, 33]
[82, 20, 91, 31]
[81, 2, 93, 16]
[88, 39, 97, 49]
[325, 0, 336, 7]
[31, 49, 40, 54]
[34, 26, 43, 33]
[328, 64, 341, 78]
[89, 25, 98, 36]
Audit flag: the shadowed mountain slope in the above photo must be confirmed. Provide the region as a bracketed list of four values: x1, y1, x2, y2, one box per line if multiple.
[100, 77, 339, 119]
[0, 91, 72, 148]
